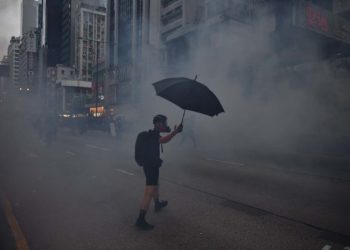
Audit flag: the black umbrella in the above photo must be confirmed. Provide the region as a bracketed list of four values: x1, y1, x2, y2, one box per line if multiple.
[152, 76, 224, 123]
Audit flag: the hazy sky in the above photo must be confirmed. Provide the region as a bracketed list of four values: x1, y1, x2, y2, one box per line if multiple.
[0, 0, 20, 57]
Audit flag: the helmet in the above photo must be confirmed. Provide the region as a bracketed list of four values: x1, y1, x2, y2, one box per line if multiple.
[153, 114, 167, 124]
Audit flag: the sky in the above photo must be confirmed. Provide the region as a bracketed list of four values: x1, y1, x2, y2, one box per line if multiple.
[0, 0, 20, 58]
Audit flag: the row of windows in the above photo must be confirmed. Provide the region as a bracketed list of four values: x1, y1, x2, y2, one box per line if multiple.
[162, 0, 180, 8]
[161, 6, 183, 26]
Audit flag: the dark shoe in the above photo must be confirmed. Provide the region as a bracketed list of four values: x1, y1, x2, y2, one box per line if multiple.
[155, 200, 168, 212]
[135, 219, 154, 231]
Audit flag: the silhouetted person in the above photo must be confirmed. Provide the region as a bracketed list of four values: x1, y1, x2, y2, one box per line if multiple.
[135, 114, 183, 230]
[44, 112, 57, 146]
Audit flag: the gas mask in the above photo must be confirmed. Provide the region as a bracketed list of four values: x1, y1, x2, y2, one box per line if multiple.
[153, 114, 171, 133]
[159, 121, 171, 133]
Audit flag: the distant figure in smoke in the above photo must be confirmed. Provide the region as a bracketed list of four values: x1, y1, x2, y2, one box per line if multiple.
[44, 112, 57, 146]
[179, 114, 196, 148]
[134, 115, 183, 230]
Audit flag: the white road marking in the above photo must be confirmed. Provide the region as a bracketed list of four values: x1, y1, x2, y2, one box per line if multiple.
[85, 144, 112, 152]
[65, 151, 76, 156]
[322, 245, 332, 250]
[100, 147, 112, 152]
[26, 153, 39, 158]
[114, 169, 134, 176]
[206, 158, 245, 167]
[344, 247, 350, 250]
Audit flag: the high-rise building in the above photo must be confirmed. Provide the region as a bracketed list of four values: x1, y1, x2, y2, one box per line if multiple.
[0, 56, 10, 102]
[62, 0, 76, 67]
[18, 28, 40, 89]
[21, 0, 39, 36]
[75, 2, 106, 81]
[40, 0, 63, 67]
[106, 0, 161, 106]
[62, 0, 107, 67]
[7, 37, 21, 86]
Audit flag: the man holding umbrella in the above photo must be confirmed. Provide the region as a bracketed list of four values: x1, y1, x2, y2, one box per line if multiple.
[134, 76, 224, 230]
[135, 114, 183, 230]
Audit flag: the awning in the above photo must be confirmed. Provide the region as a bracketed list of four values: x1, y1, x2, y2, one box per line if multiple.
[60, 80, 92, 88]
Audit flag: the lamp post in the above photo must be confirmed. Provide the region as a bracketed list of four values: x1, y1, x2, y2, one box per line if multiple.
[95, 40, 100, 117]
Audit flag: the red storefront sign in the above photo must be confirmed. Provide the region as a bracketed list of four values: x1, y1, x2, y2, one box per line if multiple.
[293, 1, 350, 43]
[305, 3, 329, 33]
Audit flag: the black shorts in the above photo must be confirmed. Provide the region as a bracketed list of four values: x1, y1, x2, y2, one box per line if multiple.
[143, 166, 159, 186]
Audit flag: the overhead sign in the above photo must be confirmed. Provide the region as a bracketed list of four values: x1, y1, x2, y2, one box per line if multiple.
[61, 80, 92, 88]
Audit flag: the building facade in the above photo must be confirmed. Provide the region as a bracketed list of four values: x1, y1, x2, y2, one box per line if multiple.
[21, 0, 39, 36]
[0, 56, 10, 102]
[40, 0, 63, 67]
[7, 37, 21, 87]
[62, 0, 107, 67]
[18, 28, 40, 90]
[105, 0, 164, 108]
[75, 2, 106, 81]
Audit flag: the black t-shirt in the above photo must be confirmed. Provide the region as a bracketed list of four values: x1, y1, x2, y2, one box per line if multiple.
[142, 129, 162, 167]
[147, 130, 161, 164]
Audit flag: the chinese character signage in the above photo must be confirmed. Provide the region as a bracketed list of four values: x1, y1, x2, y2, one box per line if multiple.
[305, 3, 329, 33]
[293, 1, 350, 44]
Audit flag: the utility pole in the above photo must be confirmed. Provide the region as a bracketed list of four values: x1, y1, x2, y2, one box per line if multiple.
[95, 40, 99, 117]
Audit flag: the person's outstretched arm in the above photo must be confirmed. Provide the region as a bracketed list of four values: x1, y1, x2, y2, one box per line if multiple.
[159, 124, 183, 144]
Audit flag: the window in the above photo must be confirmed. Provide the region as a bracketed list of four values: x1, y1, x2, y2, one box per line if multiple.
[162, 0, 179, 8]
[161, 6, 183, 25]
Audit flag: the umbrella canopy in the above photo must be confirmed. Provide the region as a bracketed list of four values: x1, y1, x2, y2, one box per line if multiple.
[152, 77, 224, 117]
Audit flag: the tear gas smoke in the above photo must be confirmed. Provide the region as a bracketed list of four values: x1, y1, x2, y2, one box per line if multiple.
[0, 0, 20, 56]
[132, 2, 350, 162]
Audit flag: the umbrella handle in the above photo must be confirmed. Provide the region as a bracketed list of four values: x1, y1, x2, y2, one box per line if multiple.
[181, 110, 186, 124]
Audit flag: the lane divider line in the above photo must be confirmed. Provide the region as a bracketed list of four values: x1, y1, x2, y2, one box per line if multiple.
[114, 169, 134, 176]
[85, 144, 112, 152]
[100, 147, 112, 152]
[206, 158, 245, 167]
[26, 153, 38, 159]
[0, 191, 29, 250]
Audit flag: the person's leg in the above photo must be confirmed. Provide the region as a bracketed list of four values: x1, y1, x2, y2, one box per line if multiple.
[136, 166, 157, 230]
[140, 186, 156, 210]
[153, 186, 159, 203]
[136, 185, 156, 230]
[153, 169, 168, 212]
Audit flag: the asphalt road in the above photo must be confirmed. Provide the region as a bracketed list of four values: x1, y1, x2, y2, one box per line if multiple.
[1, 93, 350, 250]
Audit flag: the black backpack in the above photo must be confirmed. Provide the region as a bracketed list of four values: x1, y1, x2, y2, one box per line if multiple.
[135, 131, 151, 166]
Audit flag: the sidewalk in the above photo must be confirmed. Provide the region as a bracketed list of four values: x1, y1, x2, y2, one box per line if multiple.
[196, 146, 350, 181]
[0, 196, 16, 250]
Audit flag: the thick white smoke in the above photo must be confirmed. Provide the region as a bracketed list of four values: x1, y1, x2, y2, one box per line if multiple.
[0, 0, 20, 56]
[133, 1, 350, 160]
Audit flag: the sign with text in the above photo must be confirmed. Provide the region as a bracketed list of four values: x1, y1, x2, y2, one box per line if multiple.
[293, 1, 350, 44]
